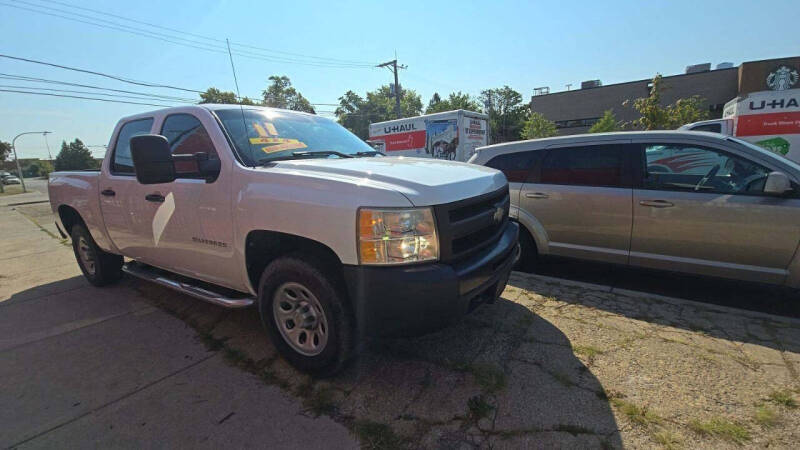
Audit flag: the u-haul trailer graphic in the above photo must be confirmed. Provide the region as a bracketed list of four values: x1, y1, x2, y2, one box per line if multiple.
[368, 110, 489, 162]
[724, 90, 800, 159]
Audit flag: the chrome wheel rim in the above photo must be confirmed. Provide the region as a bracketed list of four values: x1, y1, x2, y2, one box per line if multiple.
[272, 282, 328, 356]
[77, 236, 96, 275]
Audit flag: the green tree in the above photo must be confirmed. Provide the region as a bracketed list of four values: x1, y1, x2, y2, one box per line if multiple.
[425, 91, 482, 114]
[23, 160, 53, 178]
[262, 76, 315, 114]
[54, 139, 98, 171]
[479, 86, 527, 142]
[589, 109, 622, 133]
[199, 87, 254, 105]
[0, 140, 11, 161]
[624, 74, 709, 130]
[335, 85, 423, 139]
[521, 112, 558, 139]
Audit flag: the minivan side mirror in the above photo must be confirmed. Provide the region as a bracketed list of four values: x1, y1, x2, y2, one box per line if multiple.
[130, 134, 175, 185]
[763, 171, 792, 195]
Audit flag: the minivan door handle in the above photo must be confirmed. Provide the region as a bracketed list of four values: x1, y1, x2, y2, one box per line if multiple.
[145, 193, 165, 203]
[525, 192, 549, 199]
[100, 189, 115, 197]
[639, 200, 674, 208]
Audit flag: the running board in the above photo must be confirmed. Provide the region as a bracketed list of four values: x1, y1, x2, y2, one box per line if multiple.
[122, 262, 255, 308]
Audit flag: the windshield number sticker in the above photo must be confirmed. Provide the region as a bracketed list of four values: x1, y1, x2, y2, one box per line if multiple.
[261, 142, 308, 153]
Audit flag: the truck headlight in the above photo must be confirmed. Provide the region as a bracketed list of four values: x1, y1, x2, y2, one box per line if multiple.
[358, 207, 438, 265]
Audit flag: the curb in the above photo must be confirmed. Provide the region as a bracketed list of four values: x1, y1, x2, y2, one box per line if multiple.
[6, 200, 50, 207]
[519, 273, 800, 326]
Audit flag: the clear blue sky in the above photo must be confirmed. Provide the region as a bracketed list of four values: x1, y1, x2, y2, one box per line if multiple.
[1, 0, 798, 159]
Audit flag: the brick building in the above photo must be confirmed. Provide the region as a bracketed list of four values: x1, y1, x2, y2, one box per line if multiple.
[530, 56, 800, 135]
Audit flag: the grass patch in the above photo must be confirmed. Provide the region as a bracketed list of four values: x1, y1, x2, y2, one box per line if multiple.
[754, 405, 779, 428]
[572, 345, 603, 359]
[304, 386, 337, 416]
[467, 395, 494, 421]
[689, 417, 750, 444]
[611, 399, 662, 426]
[767, 389, 797, 408]
[653, 428, 682, 449]
[353, 420, 407, 450]
[551, 371, 575, 387]
[470, 364, 507, 394]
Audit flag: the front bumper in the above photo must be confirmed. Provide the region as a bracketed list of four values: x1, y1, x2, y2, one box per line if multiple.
[342, 222, 519, 337]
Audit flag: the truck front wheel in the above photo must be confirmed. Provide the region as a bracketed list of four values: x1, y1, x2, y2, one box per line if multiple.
[257, 255, 353, 376]
[70, 224, 123, 286]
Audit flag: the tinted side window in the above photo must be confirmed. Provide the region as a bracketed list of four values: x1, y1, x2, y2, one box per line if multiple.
[643, 144, 771, 194]
[160, 114, 218, 176]
[485, 150, 542, 182]
[691, 123, 722, 133]
[113, 118, 153, 174]
[540, 145, 625, 187]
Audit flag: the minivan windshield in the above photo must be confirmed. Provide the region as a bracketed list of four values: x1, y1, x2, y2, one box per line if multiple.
[215, 108, 376, 166]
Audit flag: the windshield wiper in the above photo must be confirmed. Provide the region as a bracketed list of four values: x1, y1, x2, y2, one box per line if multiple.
[354, 150, 385, 157]
[257, 150, 353, 165]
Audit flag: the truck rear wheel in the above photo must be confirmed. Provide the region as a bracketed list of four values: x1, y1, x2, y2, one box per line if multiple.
[257, 255, 353, 376]
[70, 224, 123, 286]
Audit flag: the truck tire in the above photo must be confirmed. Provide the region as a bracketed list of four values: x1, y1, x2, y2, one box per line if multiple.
[70, 224, 123, 286]
[257, 255, 353, 376]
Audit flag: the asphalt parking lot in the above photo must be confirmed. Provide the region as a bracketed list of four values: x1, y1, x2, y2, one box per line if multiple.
[2, 202, 799, 449]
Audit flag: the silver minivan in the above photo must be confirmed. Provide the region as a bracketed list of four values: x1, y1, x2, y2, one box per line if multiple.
[470, 131, 800, 287]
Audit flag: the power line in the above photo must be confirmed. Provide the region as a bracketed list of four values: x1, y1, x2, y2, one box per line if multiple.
[2, 1, 376, 68]
[31, 0, 376, 66]
[0, 73, 198, 102]
[0, 89, 175, 107]
[0, 54, 205, 93]
[0, 84, 196, 103]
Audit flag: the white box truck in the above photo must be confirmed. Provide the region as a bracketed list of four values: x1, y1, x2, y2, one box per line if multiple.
[368, 110, 489, 162]
[680, 89, 800, 162]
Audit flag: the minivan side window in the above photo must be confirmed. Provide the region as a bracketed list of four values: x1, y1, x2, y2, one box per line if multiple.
[112, 118, 153, 174]
[642, 144, 771, 194]
[485, 150, 542, 183]
[540, 144, 626, 187]
[160, 114, 218, 177]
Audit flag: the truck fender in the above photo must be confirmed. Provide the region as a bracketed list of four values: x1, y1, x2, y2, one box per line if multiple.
[510, 205, 550, 255]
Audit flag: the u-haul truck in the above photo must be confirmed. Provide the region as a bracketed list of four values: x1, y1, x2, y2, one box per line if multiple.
[680, 89, 800, 162]
[368, 110, 489, 162]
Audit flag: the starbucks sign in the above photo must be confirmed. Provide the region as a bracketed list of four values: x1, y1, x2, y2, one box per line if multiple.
[766, 65, 799, 91]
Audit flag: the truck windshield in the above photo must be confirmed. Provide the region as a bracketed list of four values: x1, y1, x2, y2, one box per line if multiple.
[215, 108, 375, 165]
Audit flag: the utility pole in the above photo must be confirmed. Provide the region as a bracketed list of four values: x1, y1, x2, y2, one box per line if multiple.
[11, 131, 51, 193]
[377, 59, 407, 119]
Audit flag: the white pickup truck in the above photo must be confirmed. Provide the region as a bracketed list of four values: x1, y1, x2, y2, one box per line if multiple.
[48, 104, 519, 375]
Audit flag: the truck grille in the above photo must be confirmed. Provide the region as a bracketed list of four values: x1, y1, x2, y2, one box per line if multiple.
[434, 186, 510, 264]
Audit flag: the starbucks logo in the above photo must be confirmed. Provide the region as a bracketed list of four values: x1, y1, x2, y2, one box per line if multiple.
[766, 65, 799, 91]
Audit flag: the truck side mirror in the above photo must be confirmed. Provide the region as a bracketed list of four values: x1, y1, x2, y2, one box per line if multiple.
[130, 134, 175, 185]
[763, 171, 792, 195]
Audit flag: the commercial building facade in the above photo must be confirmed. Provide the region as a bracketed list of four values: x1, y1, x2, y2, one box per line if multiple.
[530, 56, 800, 135]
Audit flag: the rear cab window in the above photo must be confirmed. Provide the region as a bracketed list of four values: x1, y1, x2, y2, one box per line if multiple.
[112, 118, 154, 174]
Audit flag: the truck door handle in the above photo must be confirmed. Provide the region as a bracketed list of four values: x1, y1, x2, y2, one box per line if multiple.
[639, 200, 674, 208]
[525, 192, 549, 199]
[100, 189, 115, 197]
[145, 194, 165, 203]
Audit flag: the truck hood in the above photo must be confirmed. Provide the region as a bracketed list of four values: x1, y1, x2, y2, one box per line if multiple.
[266, 156, 507, 206]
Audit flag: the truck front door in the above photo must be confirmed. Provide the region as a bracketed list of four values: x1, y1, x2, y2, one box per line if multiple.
[99, 117, 156, 260]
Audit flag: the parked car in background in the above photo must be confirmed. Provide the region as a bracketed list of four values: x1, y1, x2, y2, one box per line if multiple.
[2, 174, 21, 185]
[48, 104, 519, 375]
[470, 131, 800, 287]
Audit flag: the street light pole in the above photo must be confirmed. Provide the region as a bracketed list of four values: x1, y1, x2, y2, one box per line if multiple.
[11, 131, 51, 194]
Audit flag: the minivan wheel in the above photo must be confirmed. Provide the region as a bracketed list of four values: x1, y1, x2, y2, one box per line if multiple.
[515, 225, 538, 272]
[258, 255, 353, 376]
[70, 224, 123, 286]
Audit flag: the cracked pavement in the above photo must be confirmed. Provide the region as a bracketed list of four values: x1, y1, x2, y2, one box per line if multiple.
[3, 202, 800, 449]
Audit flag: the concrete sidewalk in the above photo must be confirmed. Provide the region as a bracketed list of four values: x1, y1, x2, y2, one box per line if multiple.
[0, 205, 357, 448]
